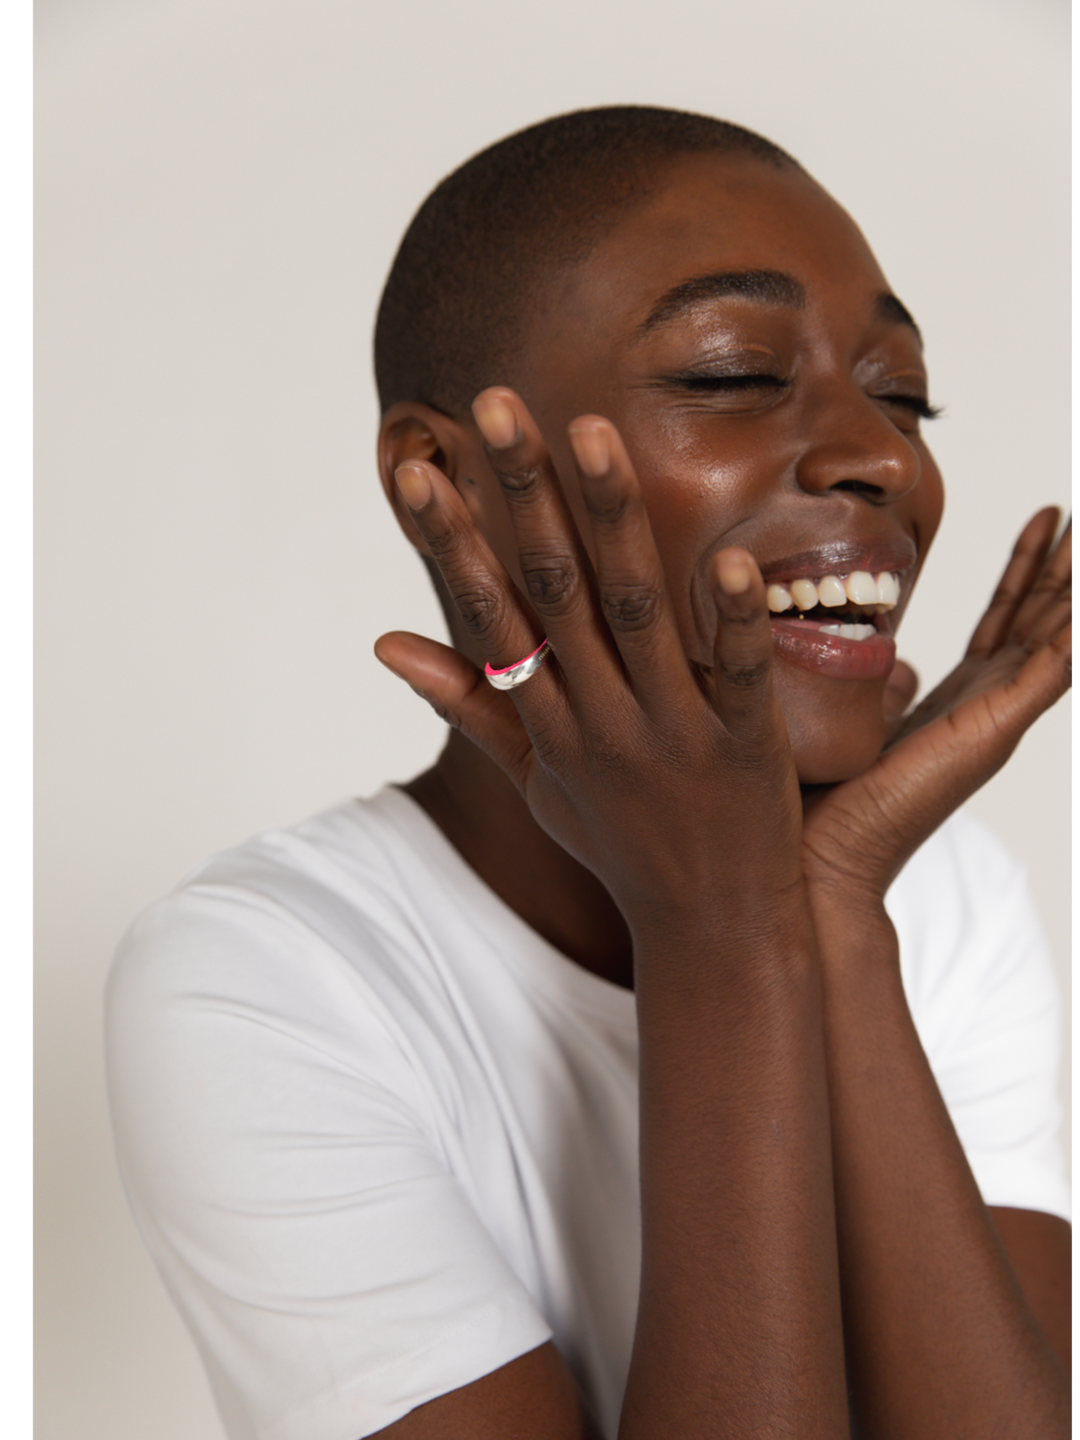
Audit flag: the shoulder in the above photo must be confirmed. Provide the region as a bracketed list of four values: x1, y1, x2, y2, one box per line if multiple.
[104, 788, 465, 1123]
[889, 811, 1069, 1220]
[103, 791, 559, 1438]
[107, 787, 435, 1005]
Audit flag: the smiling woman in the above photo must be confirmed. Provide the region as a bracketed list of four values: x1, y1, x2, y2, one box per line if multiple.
[105, 107, 1071, 1440]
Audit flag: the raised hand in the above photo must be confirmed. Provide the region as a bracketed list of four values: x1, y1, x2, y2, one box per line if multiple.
[378, 389, 852, 1439]
[376, 388, 808, 938]
[802, 507, 1071, 905]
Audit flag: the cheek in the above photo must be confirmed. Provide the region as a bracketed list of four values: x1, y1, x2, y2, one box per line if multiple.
[912, 442, 945, 550]
[626, 443, 771, 655]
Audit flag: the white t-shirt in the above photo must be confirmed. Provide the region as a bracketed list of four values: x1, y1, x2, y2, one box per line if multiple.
[105, 788, 1069, 1440]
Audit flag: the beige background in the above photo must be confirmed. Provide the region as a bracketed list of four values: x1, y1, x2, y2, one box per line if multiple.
[36, 1, 1070, 1436]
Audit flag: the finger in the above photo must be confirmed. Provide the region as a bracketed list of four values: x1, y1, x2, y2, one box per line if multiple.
[709, 548, 785, 746]
[374, 631, 535, 791]
[568, 417, 693, 719]
[973, 616, 1077, 760]
[1022, 586, 1071, 653]
[884, 658, 919, 718]
[473, 390, 623, 694]
[883, 658, 919, 741]
[965, 507, 1060, 658]
[394, 458, 560, 711]
[855, 625, 1070, 876]
[1008, 517, 1071, 648]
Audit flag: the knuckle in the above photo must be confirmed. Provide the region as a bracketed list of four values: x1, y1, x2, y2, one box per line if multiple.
[583, 487, 632, 526]
[495, 459, 546, 497]
[721, 604, 763, 628]
[425, 521, 466, 566]
[600, 582, 663, 633]
[521, 555, 579, 612]
[718, 657, 770, 690]
[453, 585, 505, 642]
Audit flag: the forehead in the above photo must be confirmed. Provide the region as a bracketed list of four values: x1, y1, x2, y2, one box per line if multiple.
[537, 153, 894, 350]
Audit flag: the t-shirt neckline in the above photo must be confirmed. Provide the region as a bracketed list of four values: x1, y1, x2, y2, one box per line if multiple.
[366, 784, 638, 1029]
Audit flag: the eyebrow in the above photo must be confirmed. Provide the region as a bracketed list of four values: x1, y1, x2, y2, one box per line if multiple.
[874, 291, 923, 345]
[634, 270, 805, 339]
[633, 269, 923, 347]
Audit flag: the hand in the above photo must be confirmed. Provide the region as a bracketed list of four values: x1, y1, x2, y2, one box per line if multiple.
[801, 507, 1071, 907]
[375, 388, 808, 938]
[882, 658, 919, 740]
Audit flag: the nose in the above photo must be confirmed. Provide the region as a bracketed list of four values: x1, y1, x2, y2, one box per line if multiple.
[795, 391, 922, 502]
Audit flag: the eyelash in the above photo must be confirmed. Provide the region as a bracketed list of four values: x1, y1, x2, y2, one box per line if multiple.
[884, 395, 942, 421]
[671, 372, 942, 419]
[673, 372, 790, 392]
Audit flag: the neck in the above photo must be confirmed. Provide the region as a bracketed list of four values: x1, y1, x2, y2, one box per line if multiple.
[402, 729, 634, 989]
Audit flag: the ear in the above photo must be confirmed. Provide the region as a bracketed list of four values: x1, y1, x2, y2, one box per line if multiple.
[378, 402, 479, 556]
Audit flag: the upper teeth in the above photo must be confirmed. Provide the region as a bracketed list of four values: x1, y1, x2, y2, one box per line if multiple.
[766, 570, 901, 614]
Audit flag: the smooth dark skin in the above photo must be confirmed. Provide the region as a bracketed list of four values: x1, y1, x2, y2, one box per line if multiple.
[373, 154, 1071, 1437]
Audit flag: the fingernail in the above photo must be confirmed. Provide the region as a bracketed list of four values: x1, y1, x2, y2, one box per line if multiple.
[395, 462, 432, 510]
[568, 423, 610, 477]
[473, 394, 519, 449]
[717, 551, 752, 596]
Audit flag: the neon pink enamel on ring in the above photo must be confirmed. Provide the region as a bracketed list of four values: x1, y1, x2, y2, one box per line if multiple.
[484, 638, 553, 691]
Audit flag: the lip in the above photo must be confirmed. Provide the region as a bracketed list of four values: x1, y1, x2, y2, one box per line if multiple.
[756, 536, 918, 586]
[770, 616, 897, 680]
[695, 531, 919, 682]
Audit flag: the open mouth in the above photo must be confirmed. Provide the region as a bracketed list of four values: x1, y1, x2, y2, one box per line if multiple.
[766, 569, 900, 639]
[763, 570, 901, 678]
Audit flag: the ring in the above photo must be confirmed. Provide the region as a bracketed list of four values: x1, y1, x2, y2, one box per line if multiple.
[484, 638, 552, 691]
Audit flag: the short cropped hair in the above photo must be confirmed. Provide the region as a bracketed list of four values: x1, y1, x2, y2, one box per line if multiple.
[374, 106, 799, 418]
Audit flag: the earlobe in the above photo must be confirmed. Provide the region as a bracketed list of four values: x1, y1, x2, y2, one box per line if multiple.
[377, 402, 470, 556]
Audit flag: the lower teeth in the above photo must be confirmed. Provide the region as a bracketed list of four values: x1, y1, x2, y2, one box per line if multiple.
[818, 623, 877, 641]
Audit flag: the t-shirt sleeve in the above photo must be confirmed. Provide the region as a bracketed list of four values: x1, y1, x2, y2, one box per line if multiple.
[887, 811, 1070, 1223]
[104, 883, 553, 1440]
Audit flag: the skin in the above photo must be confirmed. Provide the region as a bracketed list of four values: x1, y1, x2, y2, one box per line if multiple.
[373, 153, 1071, 1437]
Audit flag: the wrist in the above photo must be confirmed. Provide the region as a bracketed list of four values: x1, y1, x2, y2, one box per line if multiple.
[629, 879, 819, 977]
[805, 866, 891, 927]
[809, 887, 902, 978]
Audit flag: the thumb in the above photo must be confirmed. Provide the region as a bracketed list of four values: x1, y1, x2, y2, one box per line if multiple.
[883, 658, 919, 738]
[374, 631, 534, 790]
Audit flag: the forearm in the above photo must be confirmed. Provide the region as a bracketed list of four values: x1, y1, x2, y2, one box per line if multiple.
[814, 899, 1069, 1438]
[619, 905, 849, 1440]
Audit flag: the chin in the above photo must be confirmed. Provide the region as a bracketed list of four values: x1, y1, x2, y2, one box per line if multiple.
[795, 747, 881, 786]
[786, 691, 888, 787]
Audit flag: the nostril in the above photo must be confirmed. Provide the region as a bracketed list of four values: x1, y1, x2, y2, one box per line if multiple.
[833, 480, 885, 499]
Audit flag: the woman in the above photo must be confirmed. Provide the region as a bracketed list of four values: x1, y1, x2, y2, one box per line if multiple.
[107, 107, 1071, 1438]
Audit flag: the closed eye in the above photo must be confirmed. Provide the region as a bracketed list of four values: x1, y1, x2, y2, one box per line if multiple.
[877, 394, 943, 420]
[669, 372, 792, 392]
[661, 373, 941, 418]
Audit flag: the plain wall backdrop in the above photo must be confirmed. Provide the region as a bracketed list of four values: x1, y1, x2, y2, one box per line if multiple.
[36, 1, 1070, 1436]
